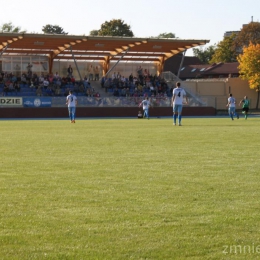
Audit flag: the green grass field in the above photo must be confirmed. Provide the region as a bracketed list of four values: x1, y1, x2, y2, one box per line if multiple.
[1, 117, 260, 260]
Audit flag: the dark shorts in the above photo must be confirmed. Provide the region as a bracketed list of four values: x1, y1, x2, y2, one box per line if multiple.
[242, 107, 249, 112]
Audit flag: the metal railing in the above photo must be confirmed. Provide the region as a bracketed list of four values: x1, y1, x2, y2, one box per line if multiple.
[162, 71, 207, 106]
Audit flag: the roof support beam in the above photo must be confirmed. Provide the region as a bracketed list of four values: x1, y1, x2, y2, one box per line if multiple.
[0, 43, 9, 57]
[105, 47, 130, 77]
[0, 35, 23, 52]
[158, 56, 165, 76]
[70, 45, 83, 81]
[103, 56, 110, 76]
[109, 41, 147, 58]
[48, 53, 54, 75]
[52, 37, 87, 59]
[177, 50, 187, 78]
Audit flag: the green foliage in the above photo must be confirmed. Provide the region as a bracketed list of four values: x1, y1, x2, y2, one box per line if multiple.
[234, 22, 260, 50]
[42, 24, 68, 34]
[210, 33, 237, 63]
[0, 22, 26, 33]
[1, 118, 260, 259]
[193, 45, 216, 64]
[157, 32, 175, 38]
[89, 29, 99, 36]
[98, 19, 134, 37]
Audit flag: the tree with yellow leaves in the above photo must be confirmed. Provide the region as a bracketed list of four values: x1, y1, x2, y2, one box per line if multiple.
[238, 42, 260, 109]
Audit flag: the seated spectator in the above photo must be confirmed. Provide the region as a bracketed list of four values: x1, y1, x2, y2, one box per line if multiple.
[55, 87, 61, 96]
[79, 84, 85, 93]
[74, 83, 79, 94]
[86, 87, 93, 97]
[48, 74, 54, 84]
[116, 72, 121, 79]
[36, 87, 42, 96]
[111, 72, 116, 80]
[137, 83, 143, 92]
[38, 74, 44, 85]
[70, 76, 76, 85]
[121, 76, 126, 87]
[56, 78, 61, 88]
[113, 87, 119, 97]
[150, 85, 156, 96]
[83, 78, 90, 89]
[157, 84, 162, 93]
[53, 72, 60, 79]
[3, 84, 9, 96]
[94, 91, 101, 100]
[121, 88, 126, 97]
[14, 82, 21, 93]
[8, 82, 14, 93]
[46, 86, 53, 96]
[43, 78, 49, 89]
[125, 88, 130, 97]
[21, 74, 27, 84]
[11, 75, 17, 83]
[66, 76, 71, 84]
[61, 77, 67, 86]
[133, 77, 138, 85]
[104, 78, 111, 92]
[30, 80, 35, 89]
[64, 87, 70, 96]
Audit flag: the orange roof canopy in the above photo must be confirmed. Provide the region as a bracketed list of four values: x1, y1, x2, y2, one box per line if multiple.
[0, 33, 210, 62]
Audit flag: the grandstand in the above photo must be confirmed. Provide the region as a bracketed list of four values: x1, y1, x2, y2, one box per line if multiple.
[0, 33, 219, 116]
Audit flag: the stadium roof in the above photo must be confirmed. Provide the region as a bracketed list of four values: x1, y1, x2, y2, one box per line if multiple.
[0, 33, 210, 73]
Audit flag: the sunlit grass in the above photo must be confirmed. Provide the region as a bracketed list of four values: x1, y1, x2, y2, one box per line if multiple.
[0, 117, 260, 259]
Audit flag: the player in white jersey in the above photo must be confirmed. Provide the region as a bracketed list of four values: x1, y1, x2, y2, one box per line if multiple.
[139, 96, 151, 119]
[171, 82, 187, 126]
[66, 90, 78, 123]
[226, 93, 239, 120]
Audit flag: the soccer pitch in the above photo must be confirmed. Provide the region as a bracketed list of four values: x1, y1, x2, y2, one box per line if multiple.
[1, 117, 260, 259]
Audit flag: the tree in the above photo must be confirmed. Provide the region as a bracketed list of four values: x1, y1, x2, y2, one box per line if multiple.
[0, 22, 26, 33]
[237, 42, 260, 109]
[98, 19, 134, 37]
[42, 24, 68, 34]
[193, 45, 216, 64]
[89, 30, 99, 36]
[234, 22, 260, 51]
[157, 32, 175, 38]
[210, 33, 237, 64]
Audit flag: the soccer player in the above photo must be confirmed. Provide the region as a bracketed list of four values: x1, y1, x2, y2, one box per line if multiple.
[66, 90, 78, 123]
[226, 93, 239, 120]
[171, 82, 188, 126]
[239, 96, 250, 119]
[139, 96, 151, 119]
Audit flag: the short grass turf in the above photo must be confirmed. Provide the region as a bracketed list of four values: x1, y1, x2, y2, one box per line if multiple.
[0, 117, 260, 260]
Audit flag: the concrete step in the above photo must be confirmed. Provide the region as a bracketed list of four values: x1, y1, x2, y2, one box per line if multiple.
[89, 80, 109, 97]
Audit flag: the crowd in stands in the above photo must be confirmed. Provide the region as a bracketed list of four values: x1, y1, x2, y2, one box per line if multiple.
[0, 66, 99, 98]
[0, 65, 172, 99]
[101, 66, 172, 98]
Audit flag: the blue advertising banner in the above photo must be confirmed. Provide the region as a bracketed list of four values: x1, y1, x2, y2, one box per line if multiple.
[23, 98, 52, 107]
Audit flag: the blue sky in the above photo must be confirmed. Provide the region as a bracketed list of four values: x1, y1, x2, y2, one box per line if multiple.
[1, 0, 259, 56]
